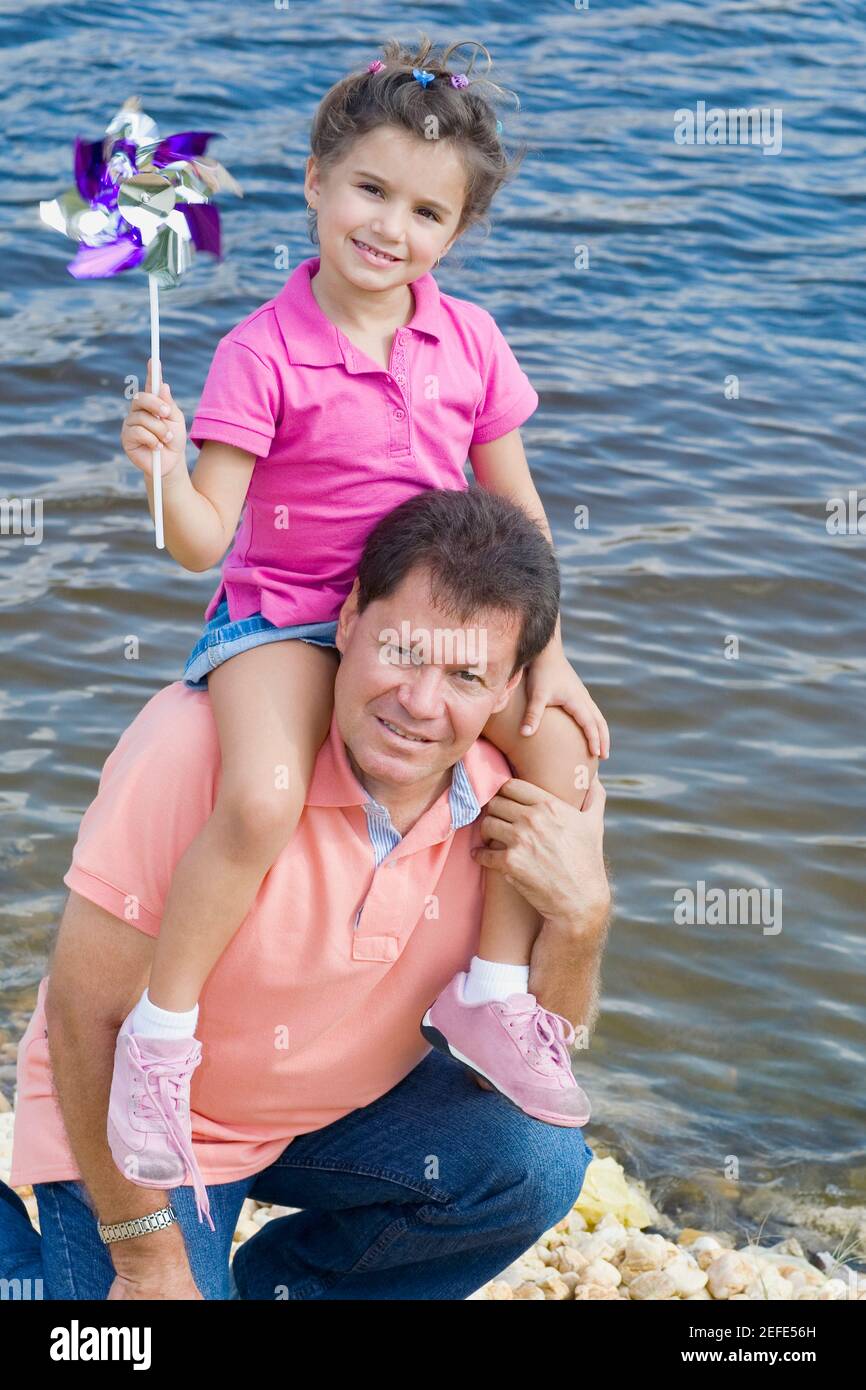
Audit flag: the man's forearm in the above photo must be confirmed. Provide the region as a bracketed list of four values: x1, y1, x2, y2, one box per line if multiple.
[46, 1001, 188, 1265]
[527, 905, 609, 1042]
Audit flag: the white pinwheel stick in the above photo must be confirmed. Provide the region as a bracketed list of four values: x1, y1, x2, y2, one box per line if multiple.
[148, 274, 165, 550]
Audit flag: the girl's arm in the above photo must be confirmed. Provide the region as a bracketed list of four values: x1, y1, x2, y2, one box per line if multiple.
[469, 428, 610, 758]
[145, 438, 256, 573]
[469, 428, 563, 645]
[126, 365, 256, 573]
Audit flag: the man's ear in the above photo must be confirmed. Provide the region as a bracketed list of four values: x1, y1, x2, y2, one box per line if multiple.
[490, 666, 524, 716]
[335, 577, 361, 654]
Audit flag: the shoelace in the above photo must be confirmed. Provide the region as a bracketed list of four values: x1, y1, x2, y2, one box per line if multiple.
[500, 998, 576, 1077]
[134, 1046, 215, 1232]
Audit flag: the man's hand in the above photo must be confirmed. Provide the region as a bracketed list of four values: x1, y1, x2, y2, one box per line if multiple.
[107, 1236, 203, 1299]
[471, 773, 609, 932]
[108, 1267, 203, 1300]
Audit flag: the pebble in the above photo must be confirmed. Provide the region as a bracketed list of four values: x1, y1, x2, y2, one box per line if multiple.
[1, 1107, 863, 1300]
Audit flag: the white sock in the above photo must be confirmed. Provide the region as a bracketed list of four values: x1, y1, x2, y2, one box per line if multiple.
[130, 988, 199, 1040]
[462, 956, 530, 1005]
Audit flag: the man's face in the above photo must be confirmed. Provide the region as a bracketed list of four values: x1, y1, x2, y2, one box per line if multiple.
[304, 126, 466, 286]
[333, 567, 525, 789]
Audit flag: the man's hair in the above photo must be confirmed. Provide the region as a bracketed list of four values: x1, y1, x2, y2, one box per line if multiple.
[355, 486, 560, 679]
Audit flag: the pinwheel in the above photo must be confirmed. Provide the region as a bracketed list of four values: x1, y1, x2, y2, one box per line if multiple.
[38, 96, 243, 548]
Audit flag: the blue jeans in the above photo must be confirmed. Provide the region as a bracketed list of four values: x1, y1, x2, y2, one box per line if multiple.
[182, 597, 338, 691]
[0, 1049, 592, 1300]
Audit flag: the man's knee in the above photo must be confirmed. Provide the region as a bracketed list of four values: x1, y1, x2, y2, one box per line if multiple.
[474, 1120, 592, 1232]
[524, 1128, 593, 1229]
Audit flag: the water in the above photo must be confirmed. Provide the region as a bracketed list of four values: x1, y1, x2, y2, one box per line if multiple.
[1, 0, 864, 1246]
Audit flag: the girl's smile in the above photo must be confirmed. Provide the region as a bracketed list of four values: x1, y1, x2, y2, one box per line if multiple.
[305, 125, 468, 297]
[350, 237, 405, 266]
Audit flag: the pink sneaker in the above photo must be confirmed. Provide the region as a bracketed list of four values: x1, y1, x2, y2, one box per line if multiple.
[421, 973, 591, 1127]
[107, 1011, 215, 1231]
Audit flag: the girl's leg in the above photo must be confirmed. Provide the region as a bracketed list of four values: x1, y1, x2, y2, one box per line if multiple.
[144, 639, 340, 1015]
[421, 689, 597, 1124]
[109, 638, 339, 1212]
[467, 682, 597, 1006]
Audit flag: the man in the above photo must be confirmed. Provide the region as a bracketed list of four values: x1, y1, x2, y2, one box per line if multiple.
[0, 487, 610, 1300]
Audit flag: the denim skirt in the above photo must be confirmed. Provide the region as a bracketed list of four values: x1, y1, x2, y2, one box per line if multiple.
[182, 596, 339, 691]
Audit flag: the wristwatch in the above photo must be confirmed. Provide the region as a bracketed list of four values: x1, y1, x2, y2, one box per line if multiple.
[97, 1204, 178, 1245]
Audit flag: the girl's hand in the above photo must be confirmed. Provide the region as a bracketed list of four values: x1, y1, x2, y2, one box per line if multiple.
[121, 357, 188, 480]
[521, 645, 610, 759]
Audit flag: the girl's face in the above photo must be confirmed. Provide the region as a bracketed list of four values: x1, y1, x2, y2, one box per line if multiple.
[305, 125, 467, 287]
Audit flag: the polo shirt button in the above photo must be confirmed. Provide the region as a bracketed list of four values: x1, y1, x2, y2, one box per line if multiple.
[394, 408, 405, 419]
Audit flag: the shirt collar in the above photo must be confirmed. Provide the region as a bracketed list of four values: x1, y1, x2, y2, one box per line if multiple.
[362, 754, 480, 844]
[273, 256, 442, 367]
[307, 710, 507, 837]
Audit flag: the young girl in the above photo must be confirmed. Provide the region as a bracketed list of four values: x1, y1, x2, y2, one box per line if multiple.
[112, 35, 610, 1230]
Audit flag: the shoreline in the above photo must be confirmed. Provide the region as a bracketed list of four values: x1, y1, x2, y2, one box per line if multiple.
[1, 1103, 862, 1300]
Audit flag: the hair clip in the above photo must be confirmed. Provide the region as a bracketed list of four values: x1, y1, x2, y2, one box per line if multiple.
[412, 67, 435, 87]
[368, 59, 385, 73]
[495, 119, 503, 134]
[450, 73, 469, 89]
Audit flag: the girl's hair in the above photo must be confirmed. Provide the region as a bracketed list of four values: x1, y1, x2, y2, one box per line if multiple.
[307, 33, 525, 253]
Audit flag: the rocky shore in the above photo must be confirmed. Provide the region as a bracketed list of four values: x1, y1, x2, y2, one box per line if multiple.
[1, 1101, 862, 1300]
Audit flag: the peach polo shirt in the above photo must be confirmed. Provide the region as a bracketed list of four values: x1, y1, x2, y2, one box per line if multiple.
[9, 681, 511, 1188]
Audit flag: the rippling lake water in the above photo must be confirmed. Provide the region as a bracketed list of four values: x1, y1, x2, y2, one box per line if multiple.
[1, 0, 864, 1244]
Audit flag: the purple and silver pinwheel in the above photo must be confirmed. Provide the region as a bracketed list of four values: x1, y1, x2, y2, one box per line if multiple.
[38, 96, 243, 548]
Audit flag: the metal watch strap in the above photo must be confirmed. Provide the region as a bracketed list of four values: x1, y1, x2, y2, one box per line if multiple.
[97, 1204, 178, 1245]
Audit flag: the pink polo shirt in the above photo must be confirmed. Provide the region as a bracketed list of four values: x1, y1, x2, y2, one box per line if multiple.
[189, 255, 539, 626]
[10, 681, 511, 1188]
